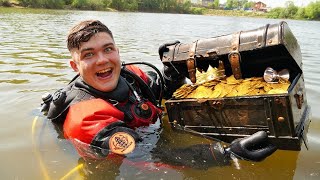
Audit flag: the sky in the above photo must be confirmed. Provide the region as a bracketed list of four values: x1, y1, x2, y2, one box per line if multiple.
[219, 0, 317, 8]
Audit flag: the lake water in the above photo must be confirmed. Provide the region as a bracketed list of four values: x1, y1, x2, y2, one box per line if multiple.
[0, 7, 319, 180]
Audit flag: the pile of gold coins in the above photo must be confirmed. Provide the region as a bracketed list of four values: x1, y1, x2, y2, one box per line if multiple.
[172, 71, 291, 99]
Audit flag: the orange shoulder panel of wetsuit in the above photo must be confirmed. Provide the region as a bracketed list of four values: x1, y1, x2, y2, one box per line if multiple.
[64, 98, 124, 144]
[125, 65, 149, 83]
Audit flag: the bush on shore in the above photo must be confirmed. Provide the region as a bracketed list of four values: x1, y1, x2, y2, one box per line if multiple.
[71, 0, 106, 10]
[0, 0, 11, 7]
[17, 0, 65, 9]
[13, 0, 198, 13]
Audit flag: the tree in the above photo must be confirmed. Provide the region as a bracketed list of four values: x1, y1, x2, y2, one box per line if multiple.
[304, 1, 320, 20]
[267, 7, 282, 18]
[138, 0, 160, 11]
[110, 0, 138, 11]
[226, 0, 235, 9]
[72, 0, 88, 9]
[44, 0, 65, 8]
[281, 1, 298, 18]
[244, 1, 254, 9]
[295, 7, 306, 19]
[239, 0, 248, 9]
[226, 0, 247, 9]
[210, 0, 220, 9]
[159, 0, 176, 12]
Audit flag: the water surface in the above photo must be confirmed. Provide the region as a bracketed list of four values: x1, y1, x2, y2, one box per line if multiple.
[0, 7, 319, 179]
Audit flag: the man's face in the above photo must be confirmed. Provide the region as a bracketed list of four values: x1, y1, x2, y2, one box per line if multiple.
[70, 32, 121, 92]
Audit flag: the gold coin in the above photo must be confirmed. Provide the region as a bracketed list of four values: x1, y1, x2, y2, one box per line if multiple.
[218, 84, 234, 97]
[226, 89, 238, 97]
[259, 89, 266, 94]
[210, 88, 221, 98]
[186, 91, 195, 98]
[264, 84, 273, 92]
[202, 80, 218, 88]
[242, 77, 254, 82]
[192, 86, 213, 98]
[247, 88, 260, 96]
[226, 75, 241, 85]
[252, 77, 264, 81]
[173, 84, 198, 98]
[269, 83, 290, 90]
[267, 89, 288, 94]
[210, 84, 223, 98]
[253, 81, 264, 89]
[236, 82, 251, 96]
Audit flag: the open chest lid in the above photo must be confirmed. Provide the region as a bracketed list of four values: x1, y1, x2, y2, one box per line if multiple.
[162, 21, 302, 83]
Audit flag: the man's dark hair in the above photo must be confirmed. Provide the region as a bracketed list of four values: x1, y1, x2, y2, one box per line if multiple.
[67, 20, 114, 51]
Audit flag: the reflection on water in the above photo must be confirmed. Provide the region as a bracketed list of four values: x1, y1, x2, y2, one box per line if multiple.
[0, 79, 29, 84]
[0, 7, 319, 180]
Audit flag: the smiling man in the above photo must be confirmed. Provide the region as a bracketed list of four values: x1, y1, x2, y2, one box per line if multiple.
[68, 23, 122, 92]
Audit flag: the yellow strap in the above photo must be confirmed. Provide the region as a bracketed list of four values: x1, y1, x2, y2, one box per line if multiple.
[32, 116, 51, 180]
[33, 116, 84, 180]
[59, 164, 84, 180]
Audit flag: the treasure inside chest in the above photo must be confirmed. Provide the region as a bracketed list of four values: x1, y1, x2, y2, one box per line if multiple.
[163, 22, 311, 150]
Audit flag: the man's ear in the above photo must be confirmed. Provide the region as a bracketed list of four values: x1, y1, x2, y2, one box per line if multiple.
[69, 59, 79, 72]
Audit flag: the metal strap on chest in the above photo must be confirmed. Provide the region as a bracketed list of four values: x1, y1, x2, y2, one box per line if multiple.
[228, 32, 242, 79]
[187, 40, 198, 84]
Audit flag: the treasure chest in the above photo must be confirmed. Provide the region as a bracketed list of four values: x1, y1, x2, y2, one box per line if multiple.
[162, 21, 311, 150]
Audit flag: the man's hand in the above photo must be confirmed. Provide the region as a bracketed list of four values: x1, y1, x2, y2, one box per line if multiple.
[97, 127, 141, 156]
[226, 131, 277, 161]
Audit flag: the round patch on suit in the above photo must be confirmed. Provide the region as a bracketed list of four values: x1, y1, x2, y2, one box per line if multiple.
[109, 132, 135, 155]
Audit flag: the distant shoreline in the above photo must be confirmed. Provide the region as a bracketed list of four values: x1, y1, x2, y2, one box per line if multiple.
[0, 4, 268, 19]
[1, 2, 318, 21]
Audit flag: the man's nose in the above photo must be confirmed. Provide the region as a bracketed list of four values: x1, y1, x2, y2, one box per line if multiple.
[96, 52, 109, 65]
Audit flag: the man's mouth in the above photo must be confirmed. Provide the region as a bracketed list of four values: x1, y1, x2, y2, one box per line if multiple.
[96, 68, 113, 78]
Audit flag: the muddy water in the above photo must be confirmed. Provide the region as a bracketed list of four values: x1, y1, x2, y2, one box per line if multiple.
[0, 7, 319, 179]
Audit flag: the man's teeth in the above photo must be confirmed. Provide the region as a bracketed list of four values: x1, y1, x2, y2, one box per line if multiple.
[97, 68, 111, 74]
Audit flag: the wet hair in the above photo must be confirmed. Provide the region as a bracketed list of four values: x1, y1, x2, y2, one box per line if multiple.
[67, 20, 114, 51]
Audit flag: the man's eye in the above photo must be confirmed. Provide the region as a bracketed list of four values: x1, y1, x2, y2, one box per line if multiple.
[84, 52, 94, 58]
[105, 47, 112, 52]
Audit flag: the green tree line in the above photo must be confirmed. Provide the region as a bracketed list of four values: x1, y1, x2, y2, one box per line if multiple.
[267, 1, 320, 20]
[13, 0, 204, 14]
[224, 0, 320, 20]
[1, 0, 320, 20]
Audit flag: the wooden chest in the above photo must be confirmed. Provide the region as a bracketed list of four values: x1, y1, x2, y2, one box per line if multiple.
[163, 22, 311, 150]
